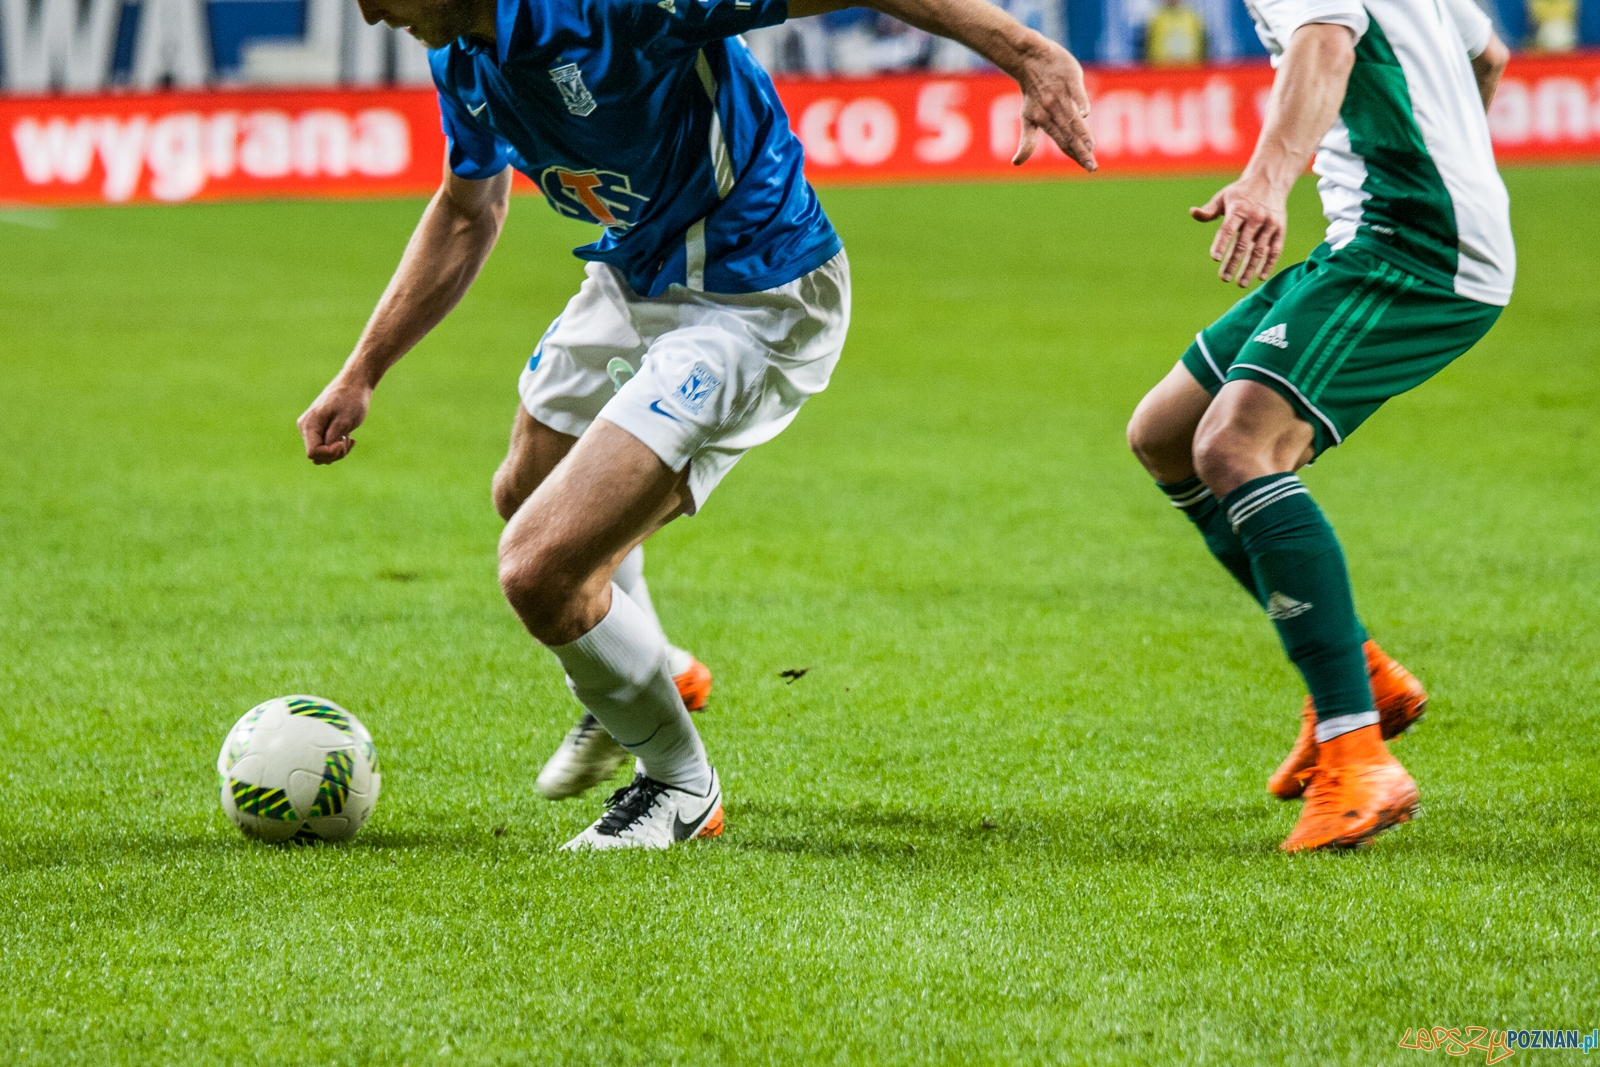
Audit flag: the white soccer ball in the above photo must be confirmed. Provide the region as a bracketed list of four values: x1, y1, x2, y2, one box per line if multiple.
[217, 695, 381, 844]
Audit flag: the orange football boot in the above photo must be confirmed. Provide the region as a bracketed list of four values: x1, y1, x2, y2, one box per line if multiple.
[1281, 725, 1420, 852]
[1267, 640, 1428, 800]
[674, 656, 713, 712]
[696, 804, 725, 839]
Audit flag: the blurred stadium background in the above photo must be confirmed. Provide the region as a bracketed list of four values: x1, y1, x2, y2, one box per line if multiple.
[0, 0, 1597, 87]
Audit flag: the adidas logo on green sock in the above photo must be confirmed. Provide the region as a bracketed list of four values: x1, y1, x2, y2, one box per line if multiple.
[1267, 591, 1313, 620]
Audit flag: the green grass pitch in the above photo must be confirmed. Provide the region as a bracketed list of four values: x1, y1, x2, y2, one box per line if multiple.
[2, 168, 1598, 1065]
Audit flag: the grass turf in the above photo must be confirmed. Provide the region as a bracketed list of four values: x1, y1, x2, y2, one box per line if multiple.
[2, 168, 1598, 1065]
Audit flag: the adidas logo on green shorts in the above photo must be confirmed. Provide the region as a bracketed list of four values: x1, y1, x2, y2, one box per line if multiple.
[1253, 323, 1289, 349]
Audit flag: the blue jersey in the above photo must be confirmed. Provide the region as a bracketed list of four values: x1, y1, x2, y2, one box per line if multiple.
[430, 0, 841, 297]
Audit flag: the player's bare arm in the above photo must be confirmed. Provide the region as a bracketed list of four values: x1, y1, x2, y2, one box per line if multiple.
[297, 167, 512, 464]
[788, 0, 1096, 170]
[1472, 31, 1510, 110]
[1190, 22, 1353, 288]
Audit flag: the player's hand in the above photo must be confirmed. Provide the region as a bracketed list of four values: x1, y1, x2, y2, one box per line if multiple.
[297, 376, 371, 464]
[1191, 177, 1287, 287]
[1014, 39, 1096, 172]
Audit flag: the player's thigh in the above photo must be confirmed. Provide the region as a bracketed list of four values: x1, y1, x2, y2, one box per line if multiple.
[498, 419, 692, 639]
[492, 405, 578, 520]
[496, 263, 652, 520]
[1192, 379, 1315, 492]
[1222, 247, 1501, 454]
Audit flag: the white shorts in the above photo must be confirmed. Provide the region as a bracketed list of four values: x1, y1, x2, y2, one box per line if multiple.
[518, 251, 851, 513]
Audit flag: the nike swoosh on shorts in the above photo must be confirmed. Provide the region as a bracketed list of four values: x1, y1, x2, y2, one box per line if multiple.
[649, 399, 684, 423]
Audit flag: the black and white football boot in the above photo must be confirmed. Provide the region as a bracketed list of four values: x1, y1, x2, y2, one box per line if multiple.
[560, 769, 724, 851]
[534, 712, 628, 800]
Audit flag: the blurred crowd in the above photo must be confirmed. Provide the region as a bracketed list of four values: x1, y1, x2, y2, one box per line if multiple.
[1528, 0, 1580, 49]
[745, 0, 1059, 76]
[749, 0, 1587, 78]
[0, 0, 1590, 94]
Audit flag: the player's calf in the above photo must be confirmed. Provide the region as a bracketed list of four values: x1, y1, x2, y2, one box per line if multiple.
[1129, 364, 1263, 600]
[537, 654, 715, 800]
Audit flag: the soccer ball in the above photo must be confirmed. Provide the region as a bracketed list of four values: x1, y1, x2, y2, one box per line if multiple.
[218, 695, 381, 844]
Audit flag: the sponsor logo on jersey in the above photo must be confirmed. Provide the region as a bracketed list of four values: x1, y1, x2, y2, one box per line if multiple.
[1266, 591, 1312, 620]
[548, 63, 598, 117]
[538, 167, 649, 229]
[675, 362, 722, 414]
[1253, 322, 1289, 349]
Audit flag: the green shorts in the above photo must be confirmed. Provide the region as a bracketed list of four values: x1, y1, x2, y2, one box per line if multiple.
[1180, 241, 1502, 455]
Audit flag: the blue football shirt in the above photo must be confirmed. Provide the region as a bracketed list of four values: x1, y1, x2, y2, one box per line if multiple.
[429, 0, 842, 297]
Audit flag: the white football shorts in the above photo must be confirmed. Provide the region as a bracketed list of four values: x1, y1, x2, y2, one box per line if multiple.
[518, 250, 850, 513]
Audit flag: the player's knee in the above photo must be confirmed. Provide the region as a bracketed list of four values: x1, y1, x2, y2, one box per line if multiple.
[1127, 404, 1190, 482]
[498, 552, 566, 635]
[1126, 408, 1161, 471]
[1191, 422, 1253, 492]
[490, 465, 527, 522]
[497, 531, 589, 640]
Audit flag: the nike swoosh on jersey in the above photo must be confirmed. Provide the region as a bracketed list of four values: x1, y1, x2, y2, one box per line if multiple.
[468, 102, 488, 117]
[648, 399, 683, 422]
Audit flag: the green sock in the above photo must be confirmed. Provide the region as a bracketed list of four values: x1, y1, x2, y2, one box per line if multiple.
[1159, 476, 1262, 604]
[1157, 475, 1370, 643]
[1224, 474, 1375, 738]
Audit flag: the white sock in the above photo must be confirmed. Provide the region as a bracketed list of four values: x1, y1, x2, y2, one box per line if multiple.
[613, 545, 693, 677]
[550, 585, 711, 795]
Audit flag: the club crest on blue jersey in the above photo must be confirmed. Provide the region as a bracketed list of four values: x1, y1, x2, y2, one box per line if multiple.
[548, 63, 598, 117]
[675, 363, 722, 414]
[539, 167, 650, 229]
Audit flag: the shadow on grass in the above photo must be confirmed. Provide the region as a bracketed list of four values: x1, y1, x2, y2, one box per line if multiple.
[1, 803, 1278, 873]
[727, 797, 1287, 861]
[0, 824, 532, 872]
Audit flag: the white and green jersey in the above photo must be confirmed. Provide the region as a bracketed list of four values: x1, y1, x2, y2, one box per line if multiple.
[1244, 0, 1515, 305]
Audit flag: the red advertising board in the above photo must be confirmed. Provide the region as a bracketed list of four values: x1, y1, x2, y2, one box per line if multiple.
[780, 65, 1275, 182]
[1, 87, 446, 205]
[3, 54, 1598, 206]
